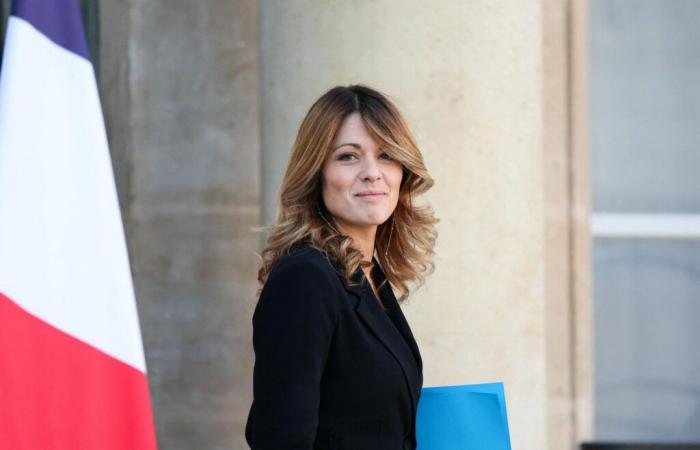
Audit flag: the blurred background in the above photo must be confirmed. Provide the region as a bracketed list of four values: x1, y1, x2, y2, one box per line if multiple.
[2, 1, 698, 449]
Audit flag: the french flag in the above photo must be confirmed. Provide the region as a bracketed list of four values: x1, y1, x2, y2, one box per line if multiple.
[0, 0, 158, 449]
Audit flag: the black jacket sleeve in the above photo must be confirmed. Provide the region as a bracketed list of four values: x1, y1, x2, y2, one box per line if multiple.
[246, 257, 339, 449]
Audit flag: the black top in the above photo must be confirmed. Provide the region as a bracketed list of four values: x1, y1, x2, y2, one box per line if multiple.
[245, 245, 423, 450]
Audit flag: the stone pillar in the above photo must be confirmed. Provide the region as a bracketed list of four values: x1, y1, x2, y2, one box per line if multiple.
[101, 1, 260, 449]
[260, 1, 592, 449]
[542, 0, 593, 448]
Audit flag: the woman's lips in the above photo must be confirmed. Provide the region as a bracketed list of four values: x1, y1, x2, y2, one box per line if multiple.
[355, 191, 387, 201]
[355, 191, 386, 196]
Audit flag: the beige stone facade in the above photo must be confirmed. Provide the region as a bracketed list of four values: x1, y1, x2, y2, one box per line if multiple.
[260, 2, 592, 449]
[101, 1, 592, 449]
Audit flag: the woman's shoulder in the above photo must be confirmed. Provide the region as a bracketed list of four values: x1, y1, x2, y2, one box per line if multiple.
[267, 243, 338, 285]
[258, 244, 344, 318]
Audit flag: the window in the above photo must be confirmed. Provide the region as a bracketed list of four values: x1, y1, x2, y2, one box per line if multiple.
[591, 0, 700, 442]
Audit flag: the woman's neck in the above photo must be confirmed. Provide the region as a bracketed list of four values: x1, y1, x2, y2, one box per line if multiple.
[333, 220, 377, 262]
[352, 235, 375, 263]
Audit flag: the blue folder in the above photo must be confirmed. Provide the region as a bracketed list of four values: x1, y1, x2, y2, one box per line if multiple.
[416, 382, 512, 450]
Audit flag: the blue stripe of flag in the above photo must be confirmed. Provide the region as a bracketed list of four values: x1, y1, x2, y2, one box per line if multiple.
[11, 0, 89, 60]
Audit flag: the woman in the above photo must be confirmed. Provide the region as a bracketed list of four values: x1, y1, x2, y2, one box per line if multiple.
[245, 85, 438, 450]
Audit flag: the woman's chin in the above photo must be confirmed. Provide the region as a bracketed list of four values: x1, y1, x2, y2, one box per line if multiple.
[335, 210, 393, 230]
[362, 214, 391, 227]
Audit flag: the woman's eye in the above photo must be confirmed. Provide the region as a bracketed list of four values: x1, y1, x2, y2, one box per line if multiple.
[379, 152, 394, 161]
[338, 153, 358, 161]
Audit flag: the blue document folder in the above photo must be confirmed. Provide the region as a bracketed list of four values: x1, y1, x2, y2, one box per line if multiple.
[416, 382, 512, 450]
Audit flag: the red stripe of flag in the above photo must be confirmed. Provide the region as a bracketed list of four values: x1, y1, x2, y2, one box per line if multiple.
[0, 292, 158, 450]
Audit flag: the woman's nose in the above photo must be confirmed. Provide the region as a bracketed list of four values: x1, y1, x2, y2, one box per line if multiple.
[360, 159, 382, 182]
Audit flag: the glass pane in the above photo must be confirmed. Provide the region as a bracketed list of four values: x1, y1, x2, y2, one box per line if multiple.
[590, 0, 700, 213]
[593, 239, 700, 441]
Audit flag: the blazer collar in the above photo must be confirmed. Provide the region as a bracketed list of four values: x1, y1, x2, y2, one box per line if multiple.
[320, 248, 422, 372]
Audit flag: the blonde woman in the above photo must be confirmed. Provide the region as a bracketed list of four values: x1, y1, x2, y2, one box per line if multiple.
[245, 85, 437, 450]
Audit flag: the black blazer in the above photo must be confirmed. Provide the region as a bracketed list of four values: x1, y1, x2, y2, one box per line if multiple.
[245, 245, 423, 450]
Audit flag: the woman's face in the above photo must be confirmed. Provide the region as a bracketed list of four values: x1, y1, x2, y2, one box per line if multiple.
[321, 112, 403, 237]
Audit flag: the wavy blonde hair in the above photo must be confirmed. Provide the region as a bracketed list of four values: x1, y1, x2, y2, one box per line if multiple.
[258, 85, 437, 302]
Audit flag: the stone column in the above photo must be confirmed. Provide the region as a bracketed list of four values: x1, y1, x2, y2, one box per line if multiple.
[260, 1, 592, 449]
[101, 1, 260, 449]
[543, 0, 593, 448]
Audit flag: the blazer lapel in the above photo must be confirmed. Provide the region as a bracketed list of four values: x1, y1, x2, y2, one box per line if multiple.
[338, 264, 422, 420]
[373, 264, 423, 374]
